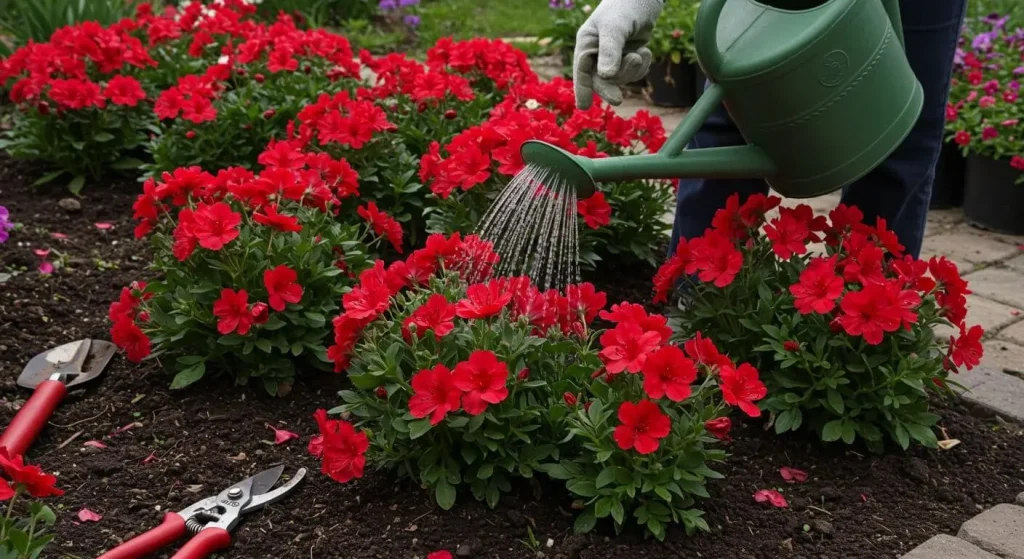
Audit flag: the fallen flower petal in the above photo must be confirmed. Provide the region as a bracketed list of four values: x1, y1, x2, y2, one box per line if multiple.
[937, 438, 961, 450]
[110, 421, 142, 437]
[427, 552, 453, 559]
[753, 489, 788, 508]
[142, 452, 158, 464]
[1012, 310, 1021, 316]
[95, 222, 114, 230]
[77, 508, 102, 522]
[50, 232, 68, 240]
[33, 248, 51, 258]
[861, 493, 868, 503]
[83, 440, 108, 449]
[267, 424, 300, 445]
[780, 466, 808, 483]
[38, 261, 54, 274]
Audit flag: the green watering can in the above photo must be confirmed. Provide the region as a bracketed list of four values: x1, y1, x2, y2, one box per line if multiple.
[521, 0, 924, 199]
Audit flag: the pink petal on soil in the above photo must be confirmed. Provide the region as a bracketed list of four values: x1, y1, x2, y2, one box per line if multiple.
[83, 440, 108, 449]
[51, 232, 68, 240]
[33, 248, 51, 258]
[1012, 310, 1021, 316]
[77, 508, 102, 522]
[779, 466, 808, 483]
[307, 435, 324, 458]
[95, 222, 114, 230]
[142, 452, 158, 465]
[38, 261, 54, 275]
[110, 421, 142, 437]
[267, 424, 299, 445]
[753, 489, 788, 508]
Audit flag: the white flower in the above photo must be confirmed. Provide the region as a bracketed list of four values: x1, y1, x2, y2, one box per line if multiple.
[218, 55, 230, 64]
[582, 4, 593, 13]
[525, 99, 540, 110]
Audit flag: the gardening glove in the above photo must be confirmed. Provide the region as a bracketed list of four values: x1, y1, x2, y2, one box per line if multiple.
[574, 0, 664, 109]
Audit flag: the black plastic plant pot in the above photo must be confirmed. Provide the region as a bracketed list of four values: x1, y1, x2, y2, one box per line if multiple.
[930, 142, 966, 210]
[646, 58, 697, 108]
[963, 154, 1024, 235]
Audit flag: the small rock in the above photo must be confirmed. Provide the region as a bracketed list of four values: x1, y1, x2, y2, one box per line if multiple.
[456, 544, 473, 557]
[811, 519, 834, 536]
[58, 198, 82, 213]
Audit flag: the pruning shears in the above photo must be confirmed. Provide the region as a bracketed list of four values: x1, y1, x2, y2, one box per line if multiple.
[96, 465, 306, 559]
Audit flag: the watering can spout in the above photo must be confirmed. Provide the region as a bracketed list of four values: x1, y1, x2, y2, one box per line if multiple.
[522, 0, 923, 201]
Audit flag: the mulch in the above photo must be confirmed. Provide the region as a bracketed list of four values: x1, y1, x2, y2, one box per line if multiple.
[2, 154, 1023, 559]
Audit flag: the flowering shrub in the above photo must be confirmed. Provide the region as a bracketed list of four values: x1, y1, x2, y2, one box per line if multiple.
[946, 14, 1024, 180]
[107, 141, 404, 395]
[0, 450, 61, 559]
[419, 77, 675, 268]
[317, 233, 757, 540]
[653, 194, 984, 451]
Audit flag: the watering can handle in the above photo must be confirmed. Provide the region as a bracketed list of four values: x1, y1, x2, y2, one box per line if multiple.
[694, 0, 906, 74]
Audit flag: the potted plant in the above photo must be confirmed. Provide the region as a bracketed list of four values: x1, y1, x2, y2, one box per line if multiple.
[946, 15, 1024, 234]
[646, 0, 700, 107]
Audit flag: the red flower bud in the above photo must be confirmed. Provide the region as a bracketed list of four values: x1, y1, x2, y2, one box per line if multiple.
[417, 103, 427, 113]
[517, 368, 529, 381]
[783, 340, 800, 352]
[37, 101, 50, 115]
[236, 68, 247, 77]
[185, 131, 196, 139]
[254, 73, 265, 83]
[705, 417, 732, 441]
[672, 29, 683, 39]
[583, 401, 592, 412]
[829, 318, 843, 334]
[137, 311, 150, 323]
[251, 302, 269, 324]
[304, 64, 312, 75]
[444, 109, 458, 120]
[375, 386, 388, 398]
[263, 108, 276, 119]
[563, 392, 577, 406]
[243, 124, 253, 130]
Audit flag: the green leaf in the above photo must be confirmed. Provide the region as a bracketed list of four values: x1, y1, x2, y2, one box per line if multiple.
[176, 355, 205, 366]
[774, 409, 795, 434]
[906, 424, 938, 448]
[110, 157, 145, 170]
[255, 339, 273, 353]
[574, 510, 597, 534]
[567, 479, 598, 497]
[841, 421, 856, 444]
[477, 464, 494, 480]
[821, 419, 843, 442]
[826, 389, 845, 415]
[595, 496, 613, 518]
[434, 479, 456, 510]
[595, 467, 615, 489]
[409, 419, 432, 440]
[170, 362, 206, 389]
[536, 463, 571, 480]
[94, 132, 115, 142]
[30, 170, 65, 187]
[610, 500, 625, 525]
[67, 175, 86, 194]
[893, 424, 911, 450]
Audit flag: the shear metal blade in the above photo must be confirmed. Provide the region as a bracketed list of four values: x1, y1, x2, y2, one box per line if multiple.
[249, 464, 285, 496]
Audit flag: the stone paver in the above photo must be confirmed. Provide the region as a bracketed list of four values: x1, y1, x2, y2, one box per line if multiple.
[901, 534, 1000, 559]
[958, 365, 1024, 421]
[958, 504, 1024, 559]
[1002, 321, 1024, 347]
[1018, 492, 1024, 506]
[1007, 254, 1024, 274]
[981, 340, 1024, 375]
[922, 231, 1021, 265]
[962, 266, 1024, 310]
[933, 294, 1023, 340]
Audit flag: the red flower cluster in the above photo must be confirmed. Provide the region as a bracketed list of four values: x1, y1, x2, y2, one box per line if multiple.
[409, 350, 510, 423]
[425, 37, 536, 91]
[0, 448, 63, 499]
[326, 233, 608, 372]
[309, 409, 369, 484]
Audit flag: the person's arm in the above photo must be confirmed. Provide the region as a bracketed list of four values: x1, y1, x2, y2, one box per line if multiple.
[574, 0, 665, 109]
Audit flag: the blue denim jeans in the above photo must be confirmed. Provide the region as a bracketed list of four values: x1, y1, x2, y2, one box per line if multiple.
[669, 0, 968, 259]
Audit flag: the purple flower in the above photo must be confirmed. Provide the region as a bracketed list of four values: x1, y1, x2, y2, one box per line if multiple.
[973, 30, 998, 51]
[0, 205, 13, 244]
[403, 14, 420, 27]
[399, 0, 420, 6]
[379, 0, 397, 11]
[981, 14, 1010, 29]
[1015, 67, 1024, 76]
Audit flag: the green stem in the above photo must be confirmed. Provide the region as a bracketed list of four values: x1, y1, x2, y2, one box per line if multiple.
[1, 487, 20, 541]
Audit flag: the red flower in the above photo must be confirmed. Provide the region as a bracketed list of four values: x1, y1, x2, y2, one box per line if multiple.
[264, 265, 303, 312]
[837, 283, 902, 345]
[613, 400, 671, 455]
[191, 202, 241, 251]
[111, 318, 151, 362]
[47, 78, 105, 110]
[704, 417, 732, 441]
[404, 294, 456, 341]
[789, 257, 844, 315]
[104, 75, 146, 106]
[598, 303, 672, 342]
[652, 238, 699, 304]
[358, 202, 404, 253]
[0, 450, 63, 498]
[1012, 155, 1024, 171]
[683, 331, 730, 369]
[719, 363, 767, 417]
[566, 282, 607, 324]
[599, 320, 663, 375]
[213, 288, 254, 336]
[577, 191, 612, 229]
[947, 324, 984, 371]
[181, 95, 216, 123]
[253, 204, 302, 233]
[409, 364, 462, 425]
[563, 392, 578, 406]
[342, 273, 391, 321]
[641, 345, 697, 402]
[455, 281, 513, 319]
[691, 230, 743, 288]
[954, 130, 971, 146]
[783, 340, 800, 352]
[452, 350, 510, 415]
[251, 302, 269, 324]
[764, 210, 810, 260]
[0, 480, 13, 501]
[154, 88, 185, 119]
[311, 409, 368, 484]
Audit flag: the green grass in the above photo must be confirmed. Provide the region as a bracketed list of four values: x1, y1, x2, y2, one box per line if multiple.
[416, 0, 555, 45]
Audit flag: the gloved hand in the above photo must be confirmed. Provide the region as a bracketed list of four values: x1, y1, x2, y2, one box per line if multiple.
[574, 0, 664, 109]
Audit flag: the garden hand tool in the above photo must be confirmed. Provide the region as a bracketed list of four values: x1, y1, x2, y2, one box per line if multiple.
[96, 465, 307, 559]
[527, 0, 924, 199]
[573, 0, 664, 109]
[0, 339, 116, 457]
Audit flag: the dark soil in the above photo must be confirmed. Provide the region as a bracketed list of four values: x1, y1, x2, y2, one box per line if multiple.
[2, 155, 1024, 559]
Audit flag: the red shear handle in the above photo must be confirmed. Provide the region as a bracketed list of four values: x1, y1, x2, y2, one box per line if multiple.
[97, 513, 187, 559]
[170, 528, 232, 559]
[0, 380, 67, 457]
